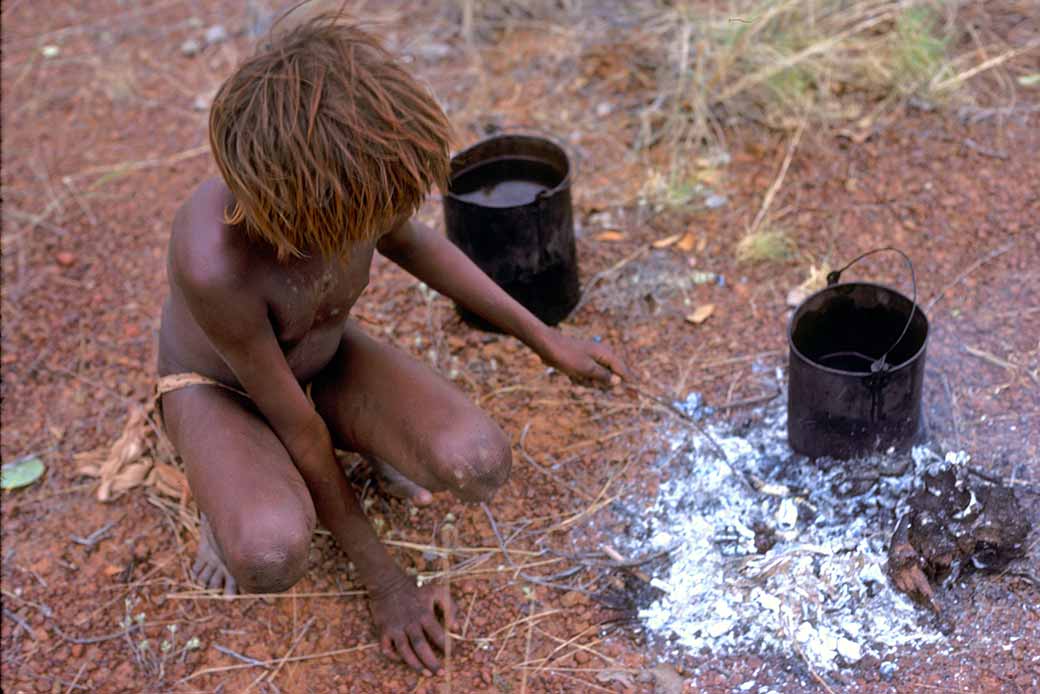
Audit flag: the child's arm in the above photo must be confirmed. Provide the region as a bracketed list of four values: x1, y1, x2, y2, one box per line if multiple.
[175, 250, 451, 674]
[378, 219, 630, 384]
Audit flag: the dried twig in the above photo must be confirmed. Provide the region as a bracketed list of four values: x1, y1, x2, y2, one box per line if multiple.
[2, 607, 35, 640]
[962, 138, 1008, 160]
[441, 523, 456, 694]
[481, 502, 516, 568]
[69, 519, 118, 549]
[925, 242, 1014, 311]
[716, 389, 781, 410]
[181, 643, 379, 682]
[519, 423, 594, 501]
[520, 593, 536, 694]
[51, 623, 138, 645]
[748, 117, 807, 236]
[214, 645, 271, 669]
[574, 246, 649, 313]
[248, 616, 316, 691]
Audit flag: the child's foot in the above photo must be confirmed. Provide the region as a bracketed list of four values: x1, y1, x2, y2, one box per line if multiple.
[369, 456, 434, 506]
[192, 513, 237, 595]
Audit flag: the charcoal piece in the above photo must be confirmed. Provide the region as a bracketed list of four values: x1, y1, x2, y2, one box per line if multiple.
[887, 461, 1032, 612]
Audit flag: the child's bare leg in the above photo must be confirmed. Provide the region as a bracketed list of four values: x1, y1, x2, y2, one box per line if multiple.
[311, 322, 511, 504]
[162, 385, 316, 595]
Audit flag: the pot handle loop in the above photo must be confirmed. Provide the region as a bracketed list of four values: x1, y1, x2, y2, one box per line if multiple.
[827, 247, 918, 373]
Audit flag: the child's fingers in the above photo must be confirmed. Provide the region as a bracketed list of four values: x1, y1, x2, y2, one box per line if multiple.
[392, 633, 426, 673]
[421, 614, 447, 651]
[406, 625, 441, 673]
[581, 357, 614, 384]
[381, 634, 401, 662]
[592, 345, 633, 381]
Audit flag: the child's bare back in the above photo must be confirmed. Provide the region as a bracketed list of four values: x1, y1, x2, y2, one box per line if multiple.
[156, 9, 628, 676]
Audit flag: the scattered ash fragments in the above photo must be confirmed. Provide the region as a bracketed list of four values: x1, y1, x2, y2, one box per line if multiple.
[613, 391, 1033, 673]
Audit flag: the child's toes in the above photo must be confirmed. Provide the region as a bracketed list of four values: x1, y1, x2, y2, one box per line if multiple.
[195, 562, 216, 587]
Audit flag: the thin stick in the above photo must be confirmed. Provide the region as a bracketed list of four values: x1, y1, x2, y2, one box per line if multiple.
[925, 242, 1014, 311]
[461, 592, 478, 639]
[64, 663, 88, 694]
[441, 523, 456, 694]
[520, 594, 535, 694]
[749, 117, 807, 236]
[556, 423, 656, 454]
[715, 389, 781, 410]
[481, 502, 516, 568]
[384, 539, 540, 557]
[249, 616, 315, 691]
[574, 246, 649, 312]
[519, 423, 594, 501]
[214, 645, 271, 669]
[181, 643, 378, 682]
[529, 624, 601, 676]
[620, 381, 729, 461]
[932, 40, 1040, 92]
[964, 346, 1017, 372]
[68, 145, 209, 183]
[2, 607, 35, 639]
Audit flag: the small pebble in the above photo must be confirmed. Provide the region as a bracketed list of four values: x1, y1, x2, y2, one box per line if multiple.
[41, 45, 60, 58]
[879, 661, 898, 680]
[180, 38, 201, 57]
[416, 42, 450, 61]
[705, 193, 728, 209]
[204, 25, 228, 45]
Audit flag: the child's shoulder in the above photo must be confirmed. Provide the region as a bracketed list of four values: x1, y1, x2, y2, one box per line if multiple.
[174, 178, 233, 235]
[169, 178, 252, 291]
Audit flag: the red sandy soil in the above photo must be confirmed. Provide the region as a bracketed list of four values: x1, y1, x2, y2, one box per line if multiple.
[2, 2, 1038, 693]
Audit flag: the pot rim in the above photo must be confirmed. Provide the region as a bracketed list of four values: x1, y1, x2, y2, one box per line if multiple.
[443, 132, 573, 204]
[787, 281, 930, 376]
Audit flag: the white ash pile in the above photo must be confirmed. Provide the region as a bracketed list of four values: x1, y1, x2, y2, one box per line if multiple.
[619, 393, 953, 672]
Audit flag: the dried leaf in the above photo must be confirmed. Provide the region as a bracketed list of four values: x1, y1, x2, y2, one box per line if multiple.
[594, 230, 626, 242]
[596, 670, 635, 687]
[685, 304, 715, 325]
[649, 663, 685, 694]
[1, 455, 45, 490]
[147, 463, 190, 501]
[651, 233, 682, 248]
[676, 232, 697, 252]
[786, 264, 831, 308]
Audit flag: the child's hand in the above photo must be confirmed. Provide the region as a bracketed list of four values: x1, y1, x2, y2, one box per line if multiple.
[370, 579, 456, 675]
[538, 330, 631, 386]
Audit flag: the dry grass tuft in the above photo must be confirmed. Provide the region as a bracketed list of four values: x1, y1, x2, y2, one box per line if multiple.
[736, 228, 796, 264]
[625, 0, 1020, 174]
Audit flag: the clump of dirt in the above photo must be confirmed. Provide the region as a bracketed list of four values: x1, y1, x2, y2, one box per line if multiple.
[888, 449, 1032, 613]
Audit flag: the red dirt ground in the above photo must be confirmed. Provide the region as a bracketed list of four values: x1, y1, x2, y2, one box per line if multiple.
[3, 2, 1038, 693]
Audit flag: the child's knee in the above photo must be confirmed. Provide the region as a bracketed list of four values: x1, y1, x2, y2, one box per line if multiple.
[225, 508, 313, 593]
[431, 418, 511, 502]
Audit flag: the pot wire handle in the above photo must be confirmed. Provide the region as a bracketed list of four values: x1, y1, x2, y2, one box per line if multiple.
[826, 247, 918, 373]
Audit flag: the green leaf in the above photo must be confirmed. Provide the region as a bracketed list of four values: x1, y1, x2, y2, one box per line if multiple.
[1017, 73, 1040, 87]
[1, 455, 46, 490]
